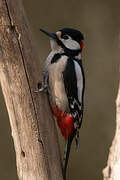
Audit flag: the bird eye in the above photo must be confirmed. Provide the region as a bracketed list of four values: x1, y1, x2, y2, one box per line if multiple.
[62, 34, 69, 40]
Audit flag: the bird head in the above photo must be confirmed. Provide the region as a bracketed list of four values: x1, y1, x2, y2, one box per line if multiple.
[40, 28, 84, 57]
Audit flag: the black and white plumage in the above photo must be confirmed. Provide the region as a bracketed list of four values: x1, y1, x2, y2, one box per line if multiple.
[39, 28, 85, 180]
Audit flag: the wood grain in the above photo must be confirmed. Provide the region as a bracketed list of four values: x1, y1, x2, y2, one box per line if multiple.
[0, 0, 63, 179]
[103, 83, 120, 180]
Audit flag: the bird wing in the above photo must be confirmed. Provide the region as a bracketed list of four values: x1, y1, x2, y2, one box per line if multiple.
[63, 57, 85, 129]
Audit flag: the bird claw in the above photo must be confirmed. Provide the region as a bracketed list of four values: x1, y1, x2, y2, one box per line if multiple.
[34, 85, 48, 93]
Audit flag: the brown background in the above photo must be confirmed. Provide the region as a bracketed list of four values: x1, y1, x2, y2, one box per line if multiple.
[0, 0, 120, 179]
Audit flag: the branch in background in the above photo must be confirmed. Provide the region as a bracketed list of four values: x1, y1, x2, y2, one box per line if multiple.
[103, 82, 120, 180]
[0, 0, 63, 179]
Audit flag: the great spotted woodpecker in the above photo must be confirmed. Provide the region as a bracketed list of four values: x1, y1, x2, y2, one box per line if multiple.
[38, 28, 85, 180]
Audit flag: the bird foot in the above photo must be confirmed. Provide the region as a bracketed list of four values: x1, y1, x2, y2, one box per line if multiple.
[34, 83, 48, 93]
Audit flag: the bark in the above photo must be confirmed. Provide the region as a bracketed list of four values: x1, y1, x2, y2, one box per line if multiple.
[103, 82, 120, 180]
[0, 0, 63, 180]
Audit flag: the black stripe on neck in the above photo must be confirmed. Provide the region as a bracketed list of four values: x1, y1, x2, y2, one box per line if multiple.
[51, 52, 82, 64]
[51, 53, 61, 64]
[57, 39, 81, 57]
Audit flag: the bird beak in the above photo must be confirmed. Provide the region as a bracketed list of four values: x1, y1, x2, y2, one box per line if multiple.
[40, 29, 58, 40]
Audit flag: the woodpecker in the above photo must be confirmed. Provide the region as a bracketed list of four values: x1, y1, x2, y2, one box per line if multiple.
[38, 28, 85, 180]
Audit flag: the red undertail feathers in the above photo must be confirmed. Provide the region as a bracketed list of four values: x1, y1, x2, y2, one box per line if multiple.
[52, 106, 74, 139]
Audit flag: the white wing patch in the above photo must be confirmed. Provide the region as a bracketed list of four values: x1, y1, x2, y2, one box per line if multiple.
[74, 61, 83, 103]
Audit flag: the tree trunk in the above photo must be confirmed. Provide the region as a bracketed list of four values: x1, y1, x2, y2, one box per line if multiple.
[0, 0, 63, 180]
[103, 82, 120, 180]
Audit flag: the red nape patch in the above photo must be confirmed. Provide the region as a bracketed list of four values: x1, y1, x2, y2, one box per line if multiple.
[52, 106, 74, 139]
[80, 40, 84, 50]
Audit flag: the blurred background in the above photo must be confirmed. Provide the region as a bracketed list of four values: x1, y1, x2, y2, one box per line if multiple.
[0, 0, 120, 179]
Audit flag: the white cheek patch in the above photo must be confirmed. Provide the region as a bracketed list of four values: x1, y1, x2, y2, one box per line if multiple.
[61, 36, 80, 50]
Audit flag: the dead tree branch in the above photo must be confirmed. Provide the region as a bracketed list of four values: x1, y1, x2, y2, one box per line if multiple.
[0, 0, 63, 179]
[103, 82, 120, 180]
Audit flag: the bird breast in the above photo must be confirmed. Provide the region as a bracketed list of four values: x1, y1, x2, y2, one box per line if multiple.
[48, 55, 69, 111]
